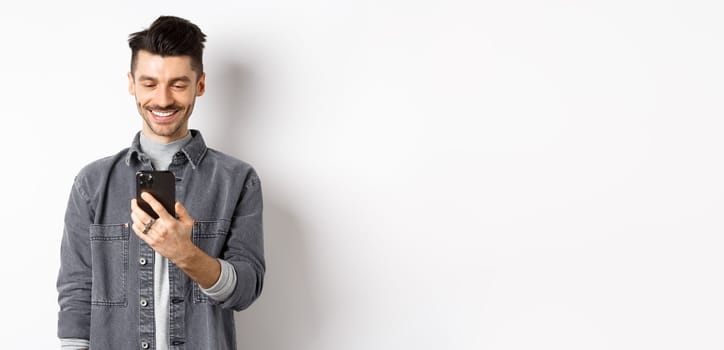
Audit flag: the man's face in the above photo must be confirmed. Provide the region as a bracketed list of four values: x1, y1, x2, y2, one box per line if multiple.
[128, 50, 205, 143]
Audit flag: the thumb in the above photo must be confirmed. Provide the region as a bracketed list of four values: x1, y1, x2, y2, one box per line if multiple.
[175, 201, 193, 224]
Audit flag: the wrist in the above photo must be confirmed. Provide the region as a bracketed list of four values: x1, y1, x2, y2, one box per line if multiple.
[171, 241, 202, 269]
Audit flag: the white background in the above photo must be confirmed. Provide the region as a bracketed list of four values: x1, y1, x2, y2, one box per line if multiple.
[1, 1, 723, 349]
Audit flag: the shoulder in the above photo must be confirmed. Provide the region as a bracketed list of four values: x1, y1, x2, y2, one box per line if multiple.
[76, 148, 130, 177]
[203, 148, 261, 188]
[73, 148, 131, 191]
[203, 148, 256, 173]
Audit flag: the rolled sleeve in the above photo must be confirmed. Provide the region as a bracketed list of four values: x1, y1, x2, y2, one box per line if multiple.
[218, 170, 265, 311]
[200, 259, 237, 301]
[60, 338, 90, 349]
[57, 177, 93, 340]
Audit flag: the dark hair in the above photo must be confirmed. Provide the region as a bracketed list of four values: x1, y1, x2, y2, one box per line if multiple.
[128, 16, 207, 77]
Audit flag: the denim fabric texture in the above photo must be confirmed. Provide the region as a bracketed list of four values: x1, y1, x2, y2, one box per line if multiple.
[57, 130, 265, 350]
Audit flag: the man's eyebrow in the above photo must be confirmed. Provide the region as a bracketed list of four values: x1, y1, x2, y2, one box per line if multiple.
[169, 77, 192, 84]
[137, 75, 158, 82]
[137, 75, 192, 83]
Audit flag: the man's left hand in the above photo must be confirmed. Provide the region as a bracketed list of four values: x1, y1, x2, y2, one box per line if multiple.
[131, 192, 195, 263]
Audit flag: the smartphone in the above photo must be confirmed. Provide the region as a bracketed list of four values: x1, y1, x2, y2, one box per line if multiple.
[136, 170, 176, 219]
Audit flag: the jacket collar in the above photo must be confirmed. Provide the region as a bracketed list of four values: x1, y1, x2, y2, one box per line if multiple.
[125, 129, 208, 169]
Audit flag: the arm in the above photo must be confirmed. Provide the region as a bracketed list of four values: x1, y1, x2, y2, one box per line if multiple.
[57, 178, 92, 342]
[130, 171, 265, 309]
[216, 170, 265, 310]
[130, 195, 221, 288]
[200, 259, 237, 301]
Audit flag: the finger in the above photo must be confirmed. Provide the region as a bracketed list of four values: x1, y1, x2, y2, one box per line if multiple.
[141, 192, 173, 220]
[130, 210, 142, 226]
[130, 199, 144, 220]
[131, 222, 144, 236]
[130, 200, 153, 226]
[175, 201, 193, 224]
[131, 218, 151, 240]
[130, 200, 158, 234]
[130, 211, 151, 232]
[133, 217, 159, 239]
[130, 199, 140, 216]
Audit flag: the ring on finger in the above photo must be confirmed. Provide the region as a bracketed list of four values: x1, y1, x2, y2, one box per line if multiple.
[142, 218, 155, 234]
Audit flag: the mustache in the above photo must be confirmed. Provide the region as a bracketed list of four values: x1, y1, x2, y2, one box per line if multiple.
[145, 104, 183, 111]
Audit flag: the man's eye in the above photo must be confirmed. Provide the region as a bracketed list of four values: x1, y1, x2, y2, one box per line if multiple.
[142, 84, 155, 88]
[173, 85, 187, 89]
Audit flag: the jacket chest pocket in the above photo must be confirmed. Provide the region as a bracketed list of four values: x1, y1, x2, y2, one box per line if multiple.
[90, 223, 129, 307]
[192, 220, 230, 256]
[191, 220, 230, 303]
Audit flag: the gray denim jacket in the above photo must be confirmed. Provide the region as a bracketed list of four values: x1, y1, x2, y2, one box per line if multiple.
[57, 130, 265, 349]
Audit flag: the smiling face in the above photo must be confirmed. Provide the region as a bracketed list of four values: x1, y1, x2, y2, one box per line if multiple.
[128, 50, 206, 143]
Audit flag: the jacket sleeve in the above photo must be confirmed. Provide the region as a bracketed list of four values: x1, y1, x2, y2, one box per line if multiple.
[217, 169, 265, 311]
[57, 176, 93, 340]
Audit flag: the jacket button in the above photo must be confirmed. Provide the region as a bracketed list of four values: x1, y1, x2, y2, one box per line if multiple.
[141, 341, 149, 349]
[139, 258, 147, 265]
[140, 299, 148, 307]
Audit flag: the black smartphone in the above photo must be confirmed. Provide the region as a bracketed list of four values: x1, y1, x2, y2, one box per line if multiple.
[136, 170, 176, 219]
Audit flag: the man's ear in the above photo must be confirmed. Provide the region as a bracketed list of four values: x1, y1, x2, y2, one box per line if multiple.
[196, 73, 206, 97]
[127, 72, 135, 95]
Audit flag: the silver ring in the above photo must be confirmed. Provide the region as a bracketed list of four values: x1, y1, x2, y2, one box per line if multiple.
[142, 218, 155, 234]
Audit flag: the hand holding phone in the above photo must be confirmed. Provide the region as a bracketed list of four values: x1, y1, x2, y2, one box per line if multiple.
[136, 170, 176, 219]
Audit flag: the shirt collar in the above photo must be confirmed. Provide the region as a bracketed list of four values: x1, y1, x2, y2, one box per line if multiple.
[125, 129, 208, 169]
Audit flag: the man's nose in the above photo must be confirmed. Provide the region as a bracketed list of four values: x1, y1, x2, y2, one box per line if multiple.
[155, 87, 174, 107]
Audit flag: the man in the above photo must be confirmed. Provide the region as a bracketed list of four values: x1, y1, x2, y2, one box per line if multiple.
[57, 16, 265, 350]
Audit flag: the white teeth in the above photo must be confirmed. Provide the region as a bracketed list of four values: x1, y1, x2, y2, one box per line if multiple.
[152, 110, 174, 117]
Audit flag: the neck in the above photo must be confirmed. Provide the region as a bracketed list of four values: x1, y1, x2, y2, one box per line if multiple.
[139, 132, 193, 170]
